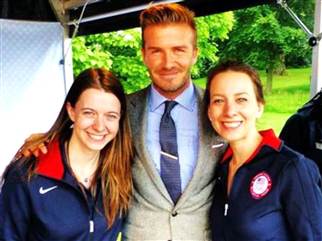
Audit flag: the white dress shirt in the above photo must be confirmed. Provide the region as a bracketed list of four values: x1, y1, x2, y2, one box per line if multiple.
[146, 83, 200, 191]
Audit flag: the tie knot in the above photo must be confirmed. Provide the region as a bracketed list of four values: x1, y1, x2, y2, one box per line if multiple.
[164, 101, 177, 115]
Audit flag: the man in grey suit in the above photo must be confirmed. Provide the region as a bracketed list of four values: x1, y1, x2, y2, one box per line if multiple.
[123, 3, 226, 240]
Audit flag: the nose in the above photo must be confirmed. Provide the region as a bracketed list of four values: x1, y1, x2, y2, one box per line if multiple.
[224, 102, 237, 117]
[162, 51, 175, 69]
[93, 116, 105, 132]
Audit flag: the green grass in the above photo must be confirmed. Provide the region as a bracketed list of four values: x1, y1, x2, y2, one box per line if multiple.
[193, 67, 312, 134]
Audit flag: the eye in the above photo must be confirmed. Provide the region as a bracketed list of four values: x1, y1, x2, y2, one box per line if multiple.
[82, 110, 95, 117]
[236, 97, 248, 103]
[174, 48, 186, 54]
[150, 49, 160, 54]
[212, 98, 224, 105]
[105, 113, 120, 121]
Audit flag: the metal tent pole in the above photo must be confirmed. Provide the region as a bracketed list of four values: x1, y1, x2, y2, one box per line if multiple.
[277, 0, 322, 96]
[311, 0, 322, 96]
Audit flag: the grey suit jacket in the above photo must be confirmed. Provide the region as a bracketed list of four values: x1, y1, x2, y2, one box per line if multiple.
[124, 85, 226, 241]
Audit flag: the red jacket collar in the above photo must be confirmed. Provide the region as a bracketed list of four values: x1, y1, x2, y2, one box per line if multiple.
[35, 139, 65, 180]
[221, 129, 282, 164]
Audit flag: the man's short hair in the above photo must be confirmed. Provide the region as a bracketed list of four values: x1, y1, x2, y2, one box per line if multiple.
[140, 3, 197, 47]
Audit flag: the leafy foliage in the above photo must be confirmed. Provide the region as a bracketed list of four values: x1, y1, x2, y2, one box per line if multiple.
[275, 0, 315, 30]
[194, 13, 234, 78]
[218, 5, 312, 92]
[72, 28, 148, 93]
[72, 37, 113, 76]
[275, 0, 314, 67]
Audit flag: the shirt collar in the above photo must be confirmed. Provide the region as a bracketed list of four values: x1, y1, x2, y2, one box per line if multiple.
[149, 82, 195, 112]
[36, 139, 65, 180]
[221, 129, 282, 164]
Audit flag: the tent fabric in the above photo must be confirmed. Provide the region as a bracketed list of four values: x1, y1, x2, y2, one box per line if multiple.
[0, 19, 68, 175]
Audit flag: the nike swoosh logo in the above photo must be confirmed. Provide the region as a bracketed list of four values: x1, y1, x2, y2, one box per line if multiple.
[39, 186, 58, 194]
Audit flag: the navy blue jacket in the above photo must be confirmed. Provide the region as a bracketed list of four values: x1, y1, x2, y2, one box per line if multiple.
[279, 95, 322, 174]
[0, 139, 123, 241]
[210, 129, 322, 241]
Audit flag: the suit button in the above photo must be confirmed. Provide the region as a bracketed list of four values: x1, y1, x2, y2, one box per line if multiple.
[172, 211, 178, 217]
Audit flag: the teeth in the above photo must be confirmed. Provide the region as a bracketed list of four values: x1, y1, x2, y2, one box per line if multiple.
[222, 122, 241, 128]
[88, 134, 105, 141]
[162, 72, 177, 75]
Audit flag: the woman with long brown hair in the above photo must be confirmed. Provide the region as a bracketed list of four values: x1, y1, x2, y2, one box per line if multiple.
[0, 68, 133, 240]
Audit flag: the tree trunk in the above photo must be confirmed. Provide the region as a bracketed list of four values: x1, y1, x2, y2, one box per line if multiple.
[266, 66, 273, 94]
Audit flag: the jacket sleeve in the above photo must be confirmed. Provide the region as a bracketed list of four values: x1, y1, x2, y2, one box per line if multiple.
[0, 166, 31, 241]
[280, 156, 322, 241]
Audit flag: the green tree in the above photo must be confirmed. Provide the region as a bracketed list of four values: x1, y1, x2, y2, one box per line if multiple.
[276, 0, 314, 30]
[87, 29, 150, 93]
[72, 37, 113, 76]
[194, 12, 234, 78]
[72, 28, 148, 93]
[219, 5, 310, 93]
[275, 0, 314, 67]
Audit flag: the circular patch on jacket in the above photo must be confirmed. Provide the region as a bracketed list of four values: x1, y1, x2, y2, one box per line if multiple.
[249, 172, 272, 199]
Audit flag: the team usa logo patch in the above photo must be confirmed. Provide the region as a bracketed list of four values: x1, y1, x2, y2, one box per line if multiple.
[250, 172, 272, 199]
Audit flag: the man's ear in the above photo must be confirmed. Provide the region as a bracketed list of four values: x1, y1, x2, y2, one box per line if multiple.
[141, 48, 146, 64]
[192, 47, 199, 65]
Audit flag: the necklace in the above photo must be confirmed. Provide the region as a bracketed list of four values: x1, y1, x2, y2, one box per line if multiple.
[65, 141, 99, 187]
[84, 177, 90, 183]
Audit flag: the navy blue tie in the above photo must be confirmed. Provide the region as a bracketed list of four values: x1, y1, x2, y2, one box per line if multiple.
[160, 100, 181, 203]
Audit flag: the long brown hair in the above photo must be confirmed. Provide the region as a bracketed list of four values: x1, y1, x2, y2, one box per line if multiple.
[140, 3, 197, 47]
[11, 68, 133, 227]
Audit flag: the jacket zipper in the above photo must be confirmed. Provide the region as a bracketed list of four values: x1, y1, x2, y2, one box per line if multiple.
[221, 165, 230, 241]
[88, 185, 101, 241]
[224, 203, 229, 216]
[89, 220, 94, 233]
[88, 191, 97, 241]
[89, 219, 94, 241]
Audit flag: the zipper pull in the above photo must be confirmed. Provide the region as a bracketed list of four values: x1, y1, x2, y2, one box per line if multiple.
[89, 220, 94, 233]
[224, 203, 229, 216]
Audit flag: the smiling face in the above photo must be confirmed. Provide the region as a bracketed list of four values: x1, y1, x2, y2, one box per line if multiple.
[67, 88, 121, 153]
[142, 23, 198, 99]
[207, 70, 264, 144]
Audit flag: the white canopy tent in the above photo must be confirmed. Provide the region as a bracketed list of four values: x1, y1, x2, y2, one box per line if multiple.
[0, 20, 73, 174]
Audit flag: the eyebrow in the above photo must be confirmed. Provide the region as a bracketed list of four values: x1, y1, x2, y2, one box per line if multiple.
[146, 46, 160, 50]
[81, 108, 120, 115]
[81, 107, 95, 111]
[106, 111, 121, 116]
[147, 45, 189, 50]
[210, 92, 250, 97]
[173, 46, 188, 49]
